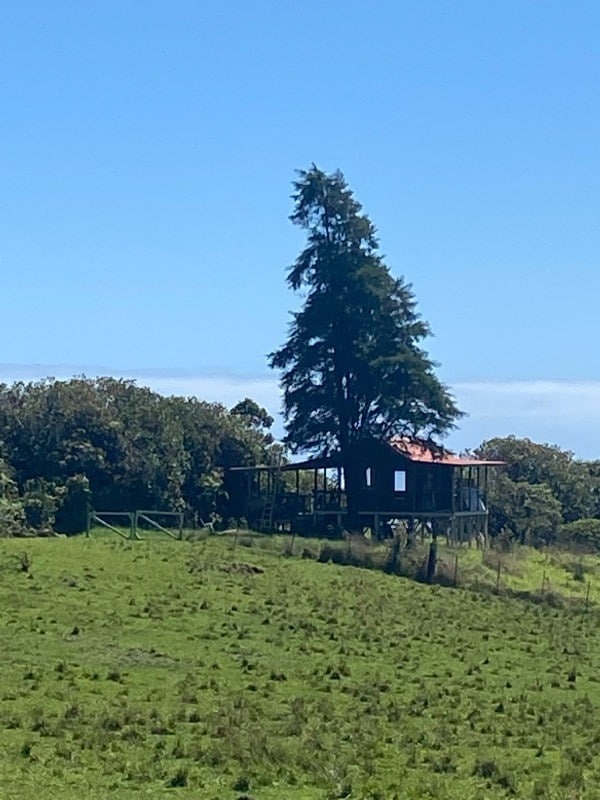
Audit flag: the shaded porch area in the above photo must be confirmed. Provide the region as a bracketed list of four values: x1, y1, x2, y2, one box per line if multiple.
[229, 440, 504, 541]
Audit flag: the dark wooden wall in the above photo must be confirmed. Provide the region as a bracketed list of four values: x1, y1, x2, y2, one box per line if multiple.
[347, 441, 454, 514]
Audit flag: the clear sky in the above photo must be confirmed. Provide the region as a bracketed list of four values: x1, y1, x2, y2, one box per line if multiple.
[2, 2, 599, 457]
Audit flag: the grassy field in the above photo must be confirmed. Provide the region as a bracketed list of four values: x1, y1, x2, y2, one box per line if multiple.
[2, 533, 600, 799]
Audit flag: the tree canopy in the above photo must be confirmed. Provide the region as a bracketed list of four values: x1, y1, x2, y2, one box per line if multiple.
[0, 378, 275, 534]
[476, 436, 599, 545]
[269, 165, 462, 522]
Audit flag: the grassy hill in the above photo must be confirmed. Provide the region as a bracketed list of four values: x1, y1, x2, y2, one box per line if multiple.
[1, 533, 600, 799]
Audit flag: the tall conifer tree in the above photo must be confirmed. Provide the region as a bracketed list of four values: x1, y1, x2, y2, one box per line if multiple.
[270, 166, 462, 525]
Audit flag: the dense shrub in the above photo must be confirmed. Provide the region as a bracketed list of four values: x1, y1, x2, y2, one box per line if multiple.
[0, 379, 276, 535]
[0, 496, 26, 537]
[0, 456, 26, 536]
[22, 479, 62, 534]
[54, 475, 91, 534]
[557, 519, 600, 552]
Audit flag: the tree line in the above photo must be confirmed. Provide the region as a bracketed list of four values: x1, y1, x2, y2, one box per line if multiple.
[477, 436, 600, 550]
[0, 378, 276, 535]
[0, 376, 597, 548]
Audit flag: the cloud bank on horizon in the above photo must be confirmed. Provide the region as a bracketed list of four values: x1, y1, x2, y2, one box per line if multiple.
[0, 365, 597, 460]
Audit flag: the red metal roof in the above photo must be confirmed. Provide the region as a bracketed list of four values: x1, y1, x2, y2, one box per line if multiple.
[230, 438, 505, 472]
[388, 437, 505, 467]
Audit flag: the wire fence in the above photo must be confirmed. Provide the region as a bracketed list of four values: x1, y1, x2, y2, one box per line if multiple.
[84, 522, 599, 612]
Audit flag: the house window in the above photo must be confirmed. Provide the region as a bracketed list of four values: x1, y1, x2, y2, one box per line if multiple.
[394, 470, 406, 492]
[365, 467, 372, 487]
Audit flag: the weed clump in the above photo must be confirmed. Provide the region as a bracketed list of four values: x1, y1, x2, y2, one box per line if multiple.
[570, 560, 586, 582]
[233, 775, 250, 792]
[19, 552, 31, 573]
[167, 767, 189, 787]
[472, 758, 516, 793]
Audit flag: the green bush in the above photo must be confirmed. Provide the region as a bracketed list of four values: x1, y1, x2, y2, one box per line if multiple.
[0, 457, 26, 537]
[54, 475, 91, 534]
[22, 479, 62, 534]
[0, 496, 26, 537]
[557, 519, 600, 552]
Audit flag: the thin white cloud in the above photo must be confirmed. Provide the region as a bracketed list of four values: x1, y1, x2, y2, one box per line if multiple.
[0, 364, 281, 412]
[450, 381, 600, 458]
[454, 381, 600, 420]
[144, 375, 281, 412]
[0, 366, 598, 458]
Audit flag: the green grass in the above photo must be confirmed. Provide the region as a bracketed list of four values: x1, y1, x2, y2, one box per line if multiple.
[437, 542, 600, 603]
[2, 532, 600, 798]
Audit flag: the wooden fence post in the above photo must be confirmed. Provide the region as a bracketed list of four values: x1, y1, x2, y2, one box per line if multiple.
[585, 582, 591, 613]
[426, 540, 437, 584]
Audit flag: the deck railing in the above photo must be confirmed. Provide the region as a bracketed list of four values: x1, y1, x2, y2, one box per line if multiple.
[251, 490, 488, 520]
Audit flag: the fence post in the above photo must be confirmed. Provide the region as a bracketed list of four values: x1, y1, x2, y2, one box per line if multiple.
[453, 554, 459, 587]
[585, 582, 591, 613]
[426, 540, 437, 584]
[495, 561, 501, 593]
[540, 570, 546, 598]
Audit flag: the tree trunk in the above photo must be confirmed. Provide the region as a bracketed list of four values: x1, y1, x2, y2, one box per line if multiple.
[426, 540, 437, 583]
[343, 458, 363, 532]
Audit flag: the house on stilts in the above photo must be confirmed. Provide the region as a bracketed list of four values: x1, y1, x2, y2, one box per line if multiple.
[229, 437, 504, 541]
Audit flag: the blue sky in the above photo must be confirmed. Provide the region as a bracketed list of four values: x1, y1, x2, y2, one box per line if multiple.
[2, 2, 599, 457]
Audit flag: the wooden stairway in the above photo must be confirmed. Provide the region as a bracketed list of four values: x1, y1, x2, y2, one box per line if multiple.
[259, 450, 283, 532]
[259, 497, 275, 532]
